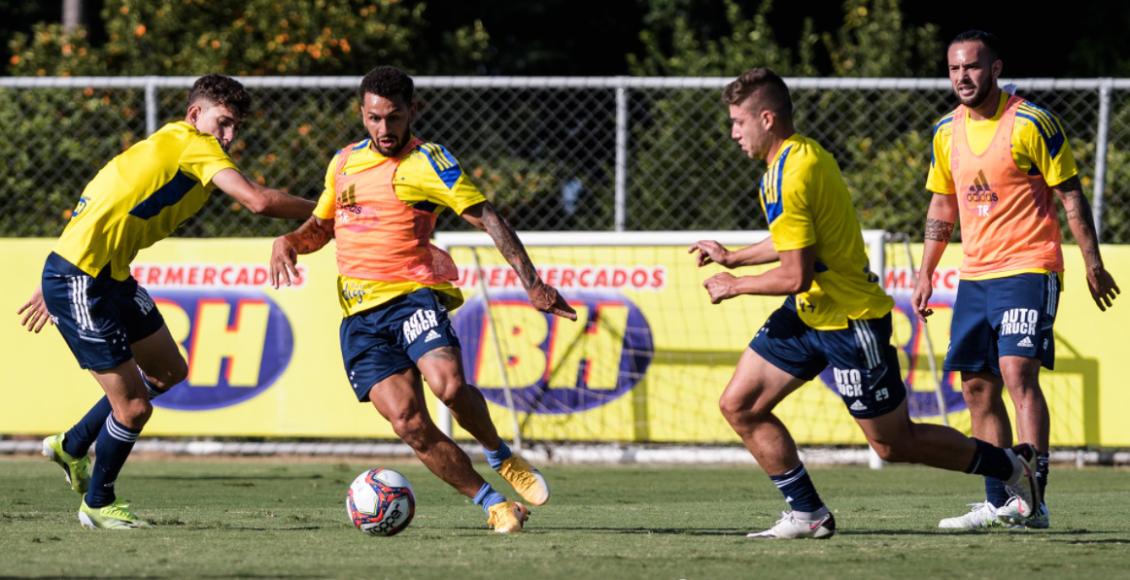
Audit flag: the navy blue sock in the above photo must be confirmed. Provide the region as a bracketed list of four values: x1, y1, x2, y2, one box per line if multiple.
[63, 396, 113, 458]
[1036, 453, 1049, 505]
[964, 438, 1014, 482]
[86, 415, 141, 508]
[483, 441, 512, 471]
[983, 477, 1009, 509]
[769, 463, 824, 513]
[472, 483, 506, 514]
[63, 369, 164, 459]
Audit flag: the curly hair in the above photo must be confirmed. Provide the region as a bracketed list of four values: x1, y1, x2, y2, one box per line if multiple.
[722, 67, 792, 120]
[358, 66, 414, 103]
[188, 74, 252, 121]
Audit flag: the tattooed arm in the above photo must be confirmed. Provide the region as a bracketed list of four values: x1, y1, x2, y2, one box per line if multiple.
[270, 216, 335, 288]
[462, 201, 577, 321]
[1054, 176, 1120, 311]
[911, 193, 958, 322]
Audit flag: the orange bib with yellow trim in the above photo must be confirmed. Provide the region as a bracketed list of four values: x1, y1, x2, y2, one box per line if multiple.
[332, 139, 458, 284]
[951, 95, 1063, 277]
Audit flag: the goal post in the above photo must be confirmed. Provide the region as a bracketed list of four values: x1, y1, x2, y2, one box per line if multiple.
[431, 230, 916, 459]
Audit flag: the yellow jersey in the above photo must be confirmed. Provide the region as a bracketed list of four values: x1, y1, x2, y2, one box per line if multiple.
[313, 137, 487, 316]
[761, 134, 894, 330]
[53, 121, 239, 280]
[927, 92, 1078, 280]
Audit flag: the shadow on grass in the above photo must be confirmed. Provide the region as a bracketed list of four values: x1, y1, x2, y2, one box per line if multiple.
[0, 576, 329, 580]
[1054, 538, 1130, 545]
[134, 475, 318, 481]
[845, 529, 1104, 536]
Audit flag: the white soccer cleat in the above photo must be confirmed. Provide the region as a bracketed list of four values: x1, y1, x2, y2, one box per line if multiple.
[938, 502, 1011, 529]
[996, 498, 1050, 529]
[1002, 444, 1041, 519]
[747, 508, 836, 539]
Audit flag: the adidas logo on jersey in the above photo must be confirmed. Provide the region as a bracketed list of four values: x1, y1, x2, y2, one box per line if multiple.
[849, 400, 868, 412]
[1017, 336, 1034, 348]
[424, 329, 442, 342]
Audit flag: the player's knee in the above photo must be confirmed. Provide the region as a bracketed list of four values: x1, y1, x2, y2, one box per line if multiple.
[149, 361, 188, 390]
[871, 439, 911, 463]
[116, 398, 153, 428]
[719, 393, 763, 426]
[433, 379, 468, 408]
[962, 381, 1000, 409]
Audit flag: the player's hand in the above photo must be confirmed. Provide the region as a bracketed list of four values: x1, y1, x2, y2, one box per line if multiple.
[527, 282, 577, 321]
[270, 235, 301, 289]
[688, 240, 731, 268]
[911, 272, 934, 322]
[17, 285, 53, 333]
[1086, 267, 1120, 311]
[703, 272, 739, 304]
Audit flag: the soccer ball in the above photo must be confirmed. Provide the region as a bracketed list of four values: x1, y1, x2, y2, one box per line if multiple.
[346, 468, 416, 536]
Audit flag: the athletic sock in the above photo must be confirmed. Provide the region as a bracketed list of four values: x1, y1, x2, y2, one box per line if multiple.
[1036, 453, 1049, 505]
[473, 483, 506, 514]
[769, 462, 824, 514]
[963, 438, 1015, 482]
[483, 441, 513, 471]
[62, 368, 165, 459]
[63, 397, 113, 458]
[983, 477, 1010, 509]
[86, 415, 141, 508]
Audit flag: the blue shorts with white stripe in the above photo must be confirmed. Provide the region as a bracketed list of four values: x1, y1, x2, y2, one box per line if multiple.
[41, 252, 165, 371]
[750, 298, 906, 419]
[944, 272, 1060, 376]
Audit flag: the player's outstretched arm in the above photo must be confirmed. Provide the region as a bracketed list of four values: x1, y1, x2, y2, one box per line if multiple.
[688, 237, 778, 268]
[702, 246, 815, 304]
[461, 201, 577, 321]
[912, 193, 958, 322]
[211, 168, 316, 219]
[1054, 176, 1120, 311]
[16, 285, 52, 333]
[270, 217, 334, 288]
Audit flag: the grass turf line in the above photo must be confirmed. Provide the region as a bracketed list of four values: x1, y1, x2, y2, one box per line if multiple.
[1, 458, 1128, 579]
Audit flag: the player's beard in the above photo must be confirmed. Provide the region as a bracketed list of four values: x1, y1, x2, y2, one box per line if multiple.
[956, 80, 993, 109]
[374, 123, 412, 157]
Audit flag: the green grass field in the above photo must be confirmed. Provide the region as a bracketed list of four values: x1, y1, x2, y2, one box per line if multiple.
[1, 456, 1128, 579]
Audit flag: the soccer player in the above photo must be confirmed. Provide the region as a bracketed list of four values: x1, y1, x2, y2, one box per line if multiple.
[913, 31, 1119, 530]
[690, 67, 1042, 540]
[18, 74, 316, 529]
[268, 66, 576, 534]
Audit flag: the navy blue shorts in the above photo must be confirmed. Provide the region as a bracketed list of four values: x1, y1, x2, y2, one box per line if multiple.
[944, 272, 1060, 376]
[41, 253, 165, 371]
[339, 288, 462, 402]
[750, 299, 907, 418]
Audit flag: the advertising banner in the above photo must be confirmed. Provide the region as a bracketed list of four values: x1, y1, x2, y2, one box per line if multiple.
[2, 239, 1127, 446]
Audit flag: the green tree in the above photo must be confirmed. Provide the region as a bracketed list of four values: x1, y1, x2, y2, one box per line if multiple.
[7, 0, 488, 76]
[623, 0, 943, 232]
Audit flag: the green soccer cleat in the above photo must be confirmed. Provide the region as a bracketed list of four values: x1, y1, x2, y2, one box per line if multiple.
[41, 434, 91, 495]
[79, 499, 151, 530]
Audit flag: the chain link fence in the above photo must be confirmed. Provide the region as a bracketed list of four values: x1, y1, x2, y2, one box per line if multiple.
[1, 76, 1127, 242]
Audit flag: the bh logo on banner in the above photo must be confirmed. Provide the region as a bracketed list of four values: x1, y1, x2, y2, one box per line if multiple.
[148, 289, 294, 411]
[453, 290, 654, 414]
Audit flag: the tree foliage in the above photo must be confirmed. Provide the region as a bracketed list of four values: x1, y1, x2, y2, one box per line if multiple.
[7, 0, 489, 76]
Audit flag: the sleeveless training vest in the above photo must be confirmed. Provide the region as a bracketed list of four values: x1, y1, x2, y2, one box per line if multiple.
[332, 138, 458, 284]
[950, 95, 1063, 277]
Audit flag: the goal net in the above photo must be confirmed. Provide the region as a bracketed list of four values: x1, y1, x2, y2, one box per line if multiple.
[434, 230, 932, 449]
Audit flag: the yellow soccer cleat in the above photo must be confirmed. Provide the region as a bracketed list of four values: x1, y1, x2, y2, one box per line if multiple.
[496, 456, 550, 506]
[79, 499, 152, 530]
[41, 434, 91, 495]
[487, 501, 529, 534]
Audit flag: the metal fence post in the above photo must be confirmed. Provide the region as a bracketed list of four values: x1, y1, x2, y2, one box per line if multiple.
[615, 80, 628, 232]
[1093, 80, 1112, 242]
[145, 76, 158, 137]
